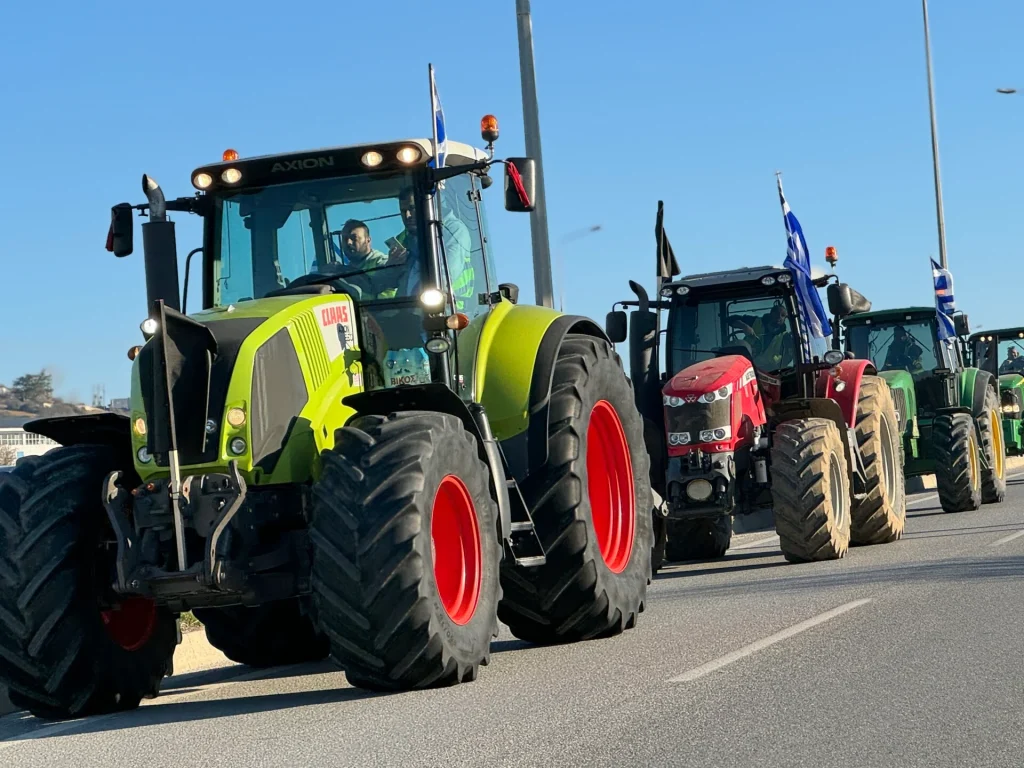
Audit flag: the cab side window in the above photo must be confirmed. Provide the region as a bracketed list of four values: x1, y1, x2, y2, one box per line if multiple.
[436, 174, 491, 322]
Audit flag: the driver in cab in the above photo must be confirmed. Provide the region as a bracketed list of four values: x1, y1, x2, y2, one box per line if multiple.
[883, 325, 924, 374]
[727, 302, 792, 370]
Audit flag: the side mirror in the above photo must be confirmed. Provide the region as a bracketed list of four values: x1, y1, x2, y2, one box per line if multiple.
[504, 158, 537, 213]
[106, 203, 134, 257]
[605, 310, 627, 344]
[826, 282, 871, 317]
[954, 313, 970, 337]
[498, 283, 519, 304]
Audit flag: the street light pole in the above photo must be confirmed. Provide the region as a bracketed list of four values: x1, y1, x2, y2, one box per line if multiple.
[921, 0, 949, 269]
[515, 0, 555, 308]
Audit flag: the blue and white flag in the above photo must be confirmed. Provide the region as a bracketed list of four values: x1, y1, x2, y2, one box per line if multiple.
[931, 257, 956, 344]
[428, 64, 447, 171]
[778, 175, 832, 363]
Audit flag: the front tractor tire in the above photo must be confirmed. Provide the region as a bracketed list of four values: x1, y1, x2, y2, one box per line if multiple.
[770, 418, 852, 563]
[977, 386, 1007, 504]
[934, 412, 983, 513]
[193, 598, 329, 668]
[664, 517, 732, 562]
[0, 445, 178, 720]
[850, 376, 906, 545]
[310, 412, 502, 691]
[497, 334, 653, 644]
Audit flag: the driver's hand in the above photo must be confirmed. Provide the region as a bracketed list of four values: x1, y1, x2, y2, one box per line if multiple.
[387, 243, 408, 264]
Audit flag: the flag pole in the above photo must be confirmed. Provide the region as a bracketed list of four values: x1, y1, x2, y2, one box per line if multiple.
[428, 63, 439, 171]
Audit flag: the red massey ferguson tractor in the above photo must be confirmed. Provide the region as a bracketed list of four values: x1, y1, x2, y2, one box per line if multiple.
[607, 262, 907, 568]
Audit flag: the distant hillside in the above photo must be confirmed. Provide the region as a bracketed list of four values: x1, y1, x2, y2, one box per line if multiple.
[0, 370, 111, 422]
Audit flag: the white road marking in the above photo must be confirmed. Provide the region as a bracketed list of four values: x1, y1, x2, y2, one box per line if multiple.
[991, 530, 1024, 547]
[729, 535, 779, 551]
[667, 598, 873, 683]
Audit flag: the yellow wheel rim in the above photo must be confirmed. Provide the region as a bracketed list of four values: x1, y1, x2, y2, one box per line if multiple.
[991, 409, 1005, 479]
[968, 435, 980, 491]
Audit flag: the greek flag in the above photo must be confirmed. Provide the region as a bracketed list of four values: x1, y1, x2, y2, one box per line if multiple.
[778, 176, 832, 363]
[428, 64, 447, 171]
[932, 258, 956, 344]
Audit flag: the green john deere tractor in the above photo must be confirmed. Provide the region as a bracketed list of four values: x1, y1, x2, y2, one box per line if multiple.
[838, 306, 1006, 513]
[0, 121, 653, 719]
[966, 327, 1024, 455]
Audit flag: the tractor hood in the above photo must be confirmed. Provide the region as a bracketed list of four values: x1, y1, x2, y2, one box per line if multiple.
[661, 355, 765, 456]
[130, 293, 365, 483]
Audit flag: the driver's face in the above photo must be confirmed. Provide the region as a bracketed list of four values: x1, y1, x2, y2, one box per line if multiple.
[342, 227, 371, 259]
[399, 195, 417, 232]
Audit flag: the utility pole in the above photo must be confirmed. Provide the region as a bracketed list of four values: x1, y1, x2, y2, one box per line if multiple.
[515, 0, 554, 307]
[921, 0, 948, 269]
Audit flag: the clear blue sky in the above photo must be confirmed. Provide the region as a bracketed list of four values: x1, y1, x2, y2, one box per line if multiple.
[0, 0, 1020, 401]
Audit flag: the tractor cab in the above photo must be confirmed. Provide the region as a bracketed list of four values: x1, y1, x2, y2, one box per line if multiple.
[968, 327, 1024, 454]
[841, 307, 967, 416]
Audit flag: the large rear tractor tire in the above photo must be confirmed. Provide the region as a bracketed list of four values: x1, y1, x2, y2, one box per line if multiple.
[193, 598, 329, 668]
[0, 446, 178, 720]
[664, 517, 732, 562]
[977, 386, 1007, 504]
[850, 375, 906, 545]
[934, 412, 983, 513]
[497, 335, 653, 644]
[770, 418, 852, 563]
[310, 412, 502, 691]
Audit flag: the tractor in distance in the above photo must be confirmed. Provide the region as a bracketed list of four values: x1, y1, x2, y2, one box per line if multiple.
[606, 238, 906, 568]
[966, 326, 1024, 455]
[837, 304, 1006, 513]
[0, 115, 654, 720]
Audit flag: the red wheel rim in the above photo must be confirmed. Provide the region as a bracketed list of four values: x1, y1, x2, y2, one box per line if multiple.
[430, 475, 483, 625]
[101, 596, 158, 652]
[586, 400, 636, 573]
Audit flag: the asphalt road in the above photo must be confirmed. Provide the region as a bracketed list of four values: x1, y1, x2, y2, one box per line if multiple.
[2, 477, 1022, 768]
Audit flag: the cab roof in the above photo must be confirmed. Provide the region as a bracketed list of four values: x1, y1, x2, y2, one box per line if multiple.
[666, 265, 790, 290]
[842, 306, 936, 325]
[968, 326, 1024, 341]
[190, 138, 490, 194]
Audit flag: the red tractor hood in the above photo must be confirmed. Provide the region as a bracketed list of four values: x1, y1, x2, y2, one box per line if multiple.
[661, 355, 766, 455]
[664, 356, 752, 398]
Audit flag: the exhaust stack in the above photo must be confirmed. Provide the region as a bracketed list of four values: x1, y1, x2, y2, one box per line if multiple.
[140, 174, 181, 312]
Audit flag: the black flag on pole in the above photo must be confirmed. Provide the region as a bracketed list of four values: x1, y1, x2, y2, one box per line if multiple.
[655, 200, 680, 279]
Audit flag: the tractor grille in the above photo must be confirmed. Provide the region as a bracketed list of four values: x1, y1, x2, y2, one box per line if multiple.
[291, 312, 331, 391]
[891, 387, 908, 428]
[1001, 388, 1022, 412]
[664, 399, 731, 441]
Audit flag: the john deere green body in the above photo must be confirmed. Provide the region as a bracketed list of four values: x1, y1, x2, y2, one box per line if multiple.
[130, 293, 567, 486]
[842, 306, 991, 478]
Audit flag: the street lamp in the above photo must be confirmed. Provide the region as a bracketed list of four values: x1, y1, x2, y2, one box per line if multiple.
[996, 88, 1018, 94]
[515, 0, 554, 309]
[556, 225, 602, 312]
[921, 0, 949, 270]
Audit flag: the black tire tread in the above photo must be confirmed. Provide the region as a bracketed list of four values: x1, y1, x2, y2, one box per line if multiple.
[497, 334, 652, 644]
[664, 517, 732, 561]
[310, 412, 501, 691]
[934, 412, 982, 513]
[977, 386, 1007, 504]
[0, 445, 178, 719]
[770, 418, 851, 563]
[850, 376, 906, 545]
[193, 599, 329, 668]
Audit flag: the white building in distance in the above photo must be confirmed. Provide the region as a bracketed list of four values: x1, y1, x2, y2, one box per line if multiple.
[0, 417, 59, 466]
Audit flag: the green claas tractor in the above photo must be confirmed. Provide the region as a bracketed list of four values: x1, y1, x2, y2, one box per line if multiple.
[0, 120, 653, 719]
[838, 306, 1006, 513]
[966, 327, 1024, 454]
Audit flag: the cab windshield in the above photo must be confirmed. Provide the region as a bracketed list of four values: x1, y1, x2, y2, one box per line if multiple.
[846, 319, 940, 376]
[666, 290, 800, 375]
[974, 333, 1024, 375]
[209, 171, 423, 307]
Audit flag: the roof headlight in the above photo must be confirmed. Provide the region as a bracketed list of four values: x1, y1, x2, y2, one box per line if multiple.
[761, 276, 777, 286]
[221, 168, 242, 184]
[397, 146, 422, 164]
[192, 173, 213, 190]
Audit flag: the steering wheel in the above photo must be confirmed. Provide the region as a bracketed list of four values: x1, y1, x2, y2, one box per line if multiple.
[285, 271, 366, 300]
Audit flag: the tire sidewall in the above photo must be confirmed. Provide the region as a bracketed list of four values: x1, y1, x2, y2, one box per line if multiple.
[575, 344, 653, 590]
[418, 422, 502, 660]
